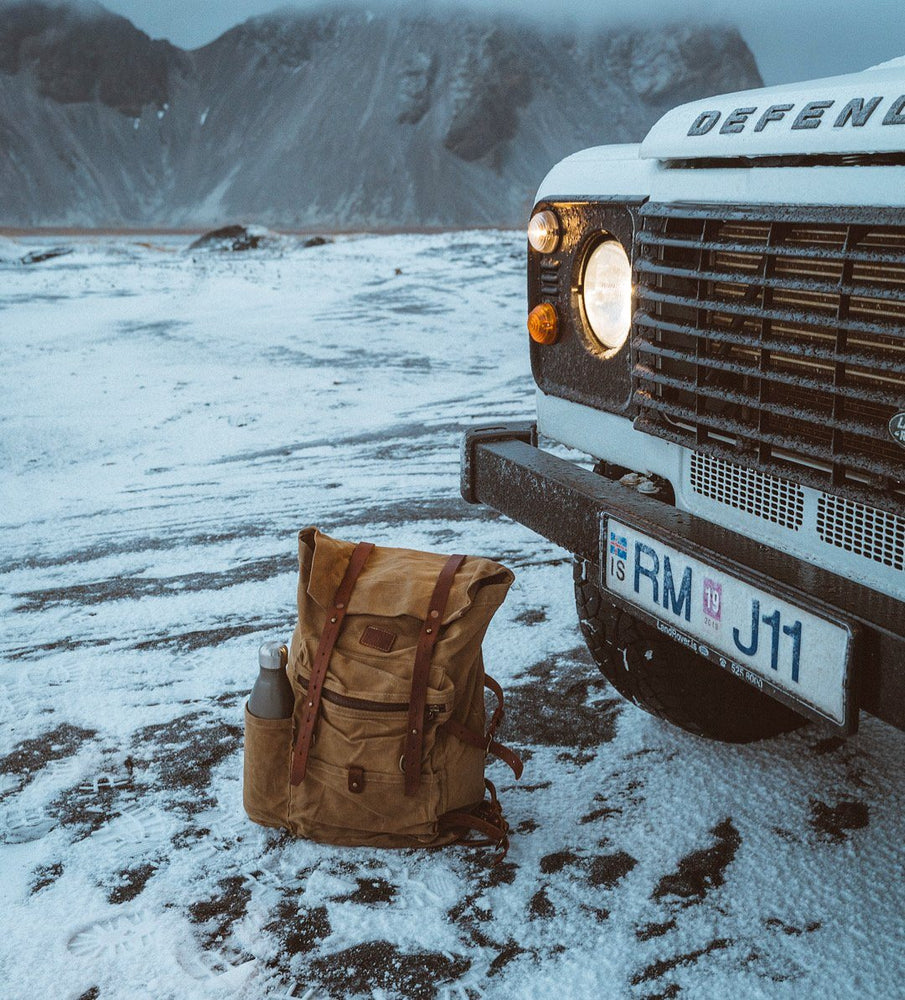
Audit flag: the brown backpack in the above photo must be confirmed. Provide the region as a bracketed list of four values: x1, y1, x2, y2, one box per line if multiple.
[243, 527, 522, 852]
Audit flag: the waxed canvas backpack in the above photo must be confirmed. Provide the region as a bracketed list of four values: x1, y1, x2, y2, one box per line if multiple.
[243, 527, 522, 851]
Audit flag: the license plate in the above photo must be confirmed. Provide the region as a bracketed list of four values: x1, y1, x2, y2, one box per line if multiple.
[603, 519, 853, 728]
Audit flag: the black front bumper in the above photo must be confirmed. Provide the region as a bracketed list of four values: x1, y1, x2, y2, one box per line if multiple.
[462, 422, 905, 733]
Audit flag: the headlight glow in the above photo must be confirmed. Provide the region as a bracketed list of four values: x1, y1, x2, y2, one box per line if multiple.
[528, 210, 561, 254]
[581, 239, 632, 351]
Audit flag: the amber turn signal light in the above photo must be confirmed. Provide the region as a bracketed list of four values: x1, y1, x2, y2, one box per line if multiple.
[527, 302, 559, 344]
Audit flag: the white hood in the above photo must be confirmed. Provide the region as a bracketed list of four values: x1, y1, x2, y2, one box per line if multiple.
[641, 61, 905, 160]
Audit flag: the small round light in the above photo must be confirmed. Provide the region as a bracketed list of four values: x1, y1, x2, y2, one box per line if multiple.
[528, 210, 561, 254]
[581, 239, 632, 351]
[527, 302, 559, 344]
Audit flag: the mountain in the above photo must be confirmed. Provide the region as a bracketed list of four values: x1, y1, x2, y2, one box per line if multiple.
[0, 2, 762, 229]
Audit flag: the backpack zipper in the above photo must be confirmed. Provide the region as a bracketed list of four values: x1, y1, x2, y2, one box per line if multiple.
[297, 675, 444, 716]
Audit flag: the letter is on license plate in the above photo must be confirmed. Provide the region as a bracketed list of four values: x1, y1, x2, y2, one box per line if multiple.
[603, 519, 852, 727]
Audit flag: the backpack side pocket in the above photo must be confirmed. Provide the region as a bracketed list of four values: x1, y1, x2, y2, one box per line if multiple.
[243, 704, 292, 830]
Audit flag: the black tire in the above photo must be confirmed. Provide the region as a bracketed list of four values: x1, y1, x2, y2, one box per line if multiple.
[574, 559, 805, 743]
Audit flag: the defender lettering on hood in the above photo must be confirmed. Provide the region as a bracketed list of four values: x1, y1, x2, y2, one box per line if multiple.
[687, 95, 904, 137]
[641, 60, 905, 160]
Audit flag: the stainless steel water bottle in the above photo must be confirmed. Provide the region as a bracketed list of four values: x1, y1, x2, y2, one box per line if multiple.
[248, 640, 294, 719]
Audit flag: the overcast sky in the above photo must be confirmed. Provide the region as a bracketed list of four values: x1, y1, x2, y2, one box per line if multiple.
[96, 0, 905, 87]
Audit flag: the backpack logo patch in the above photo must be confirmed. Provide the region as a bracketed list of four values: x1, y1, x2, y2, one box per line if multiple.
[360, 625, 397, 652]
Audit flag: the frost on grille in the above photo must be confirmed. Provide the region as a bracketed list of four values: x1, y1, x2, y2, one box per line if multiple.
[690, 452, 804, 530]
[817, 494, 905, 570]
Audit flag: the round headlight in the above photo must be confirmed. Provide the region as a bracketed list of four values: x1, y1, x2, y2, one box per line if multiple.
[528, 210, 560, 254]
[581, 240, 632, 351]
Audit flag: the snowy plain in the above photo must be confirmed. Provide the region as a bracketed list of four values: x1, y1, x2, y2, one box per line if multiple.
[0, 231, 903, 1000]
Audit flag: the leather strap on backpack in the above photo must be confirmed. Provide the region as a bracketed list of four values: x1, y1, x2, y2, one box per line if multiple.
[403, 553, 466, 797]
[440, 672, 524, 780]
[290, 541, 374, 786]
[441, 719, 524, 780]
[483, 672, 507, 738]
[439, 779, 510, 859]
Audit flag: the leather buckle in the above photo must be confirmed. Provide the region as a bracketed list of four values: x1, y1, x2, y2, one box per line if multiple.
[348, 765, 365, 793]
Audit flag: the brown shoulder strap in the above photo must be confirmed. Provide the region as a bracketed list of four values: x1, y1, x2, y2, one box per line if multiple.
[289, 541, 374, 786]
[403, 553, 466, 797]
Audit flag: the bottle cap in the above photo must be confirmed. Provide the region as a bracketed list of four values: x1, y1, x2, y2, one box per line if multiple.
[259, 641, 288, 670]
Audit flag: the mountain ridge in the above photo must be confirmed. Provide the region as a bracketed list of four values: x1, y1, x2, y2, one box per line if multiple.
[0, 2, 763, 228]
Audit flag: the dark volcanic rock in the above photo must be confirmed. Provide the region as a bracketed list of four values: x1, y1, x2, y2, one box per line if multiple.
[0, 723, 96, 796]
[443, 27, 533, 165]
[131, 711, 242, 813]
[396, 50, 438, 125]
[0, 0, 188, 116]
[588, 850, 637, 888]
[652, 817, 741, 904]
[0, 2, 763, 228]
[808, 797, 869, 841]
[607, 26, 761, 108]
[189, 224, 274, 251]
[20, 246, 73, 264]
[108, 862, 156, 904]
[209, 11, 337, 68]
[309, 941, 471, 999]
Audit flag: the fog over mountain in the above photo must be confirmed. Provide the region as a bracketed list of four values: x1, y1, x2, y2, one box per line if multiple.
[0, 1, 762, 228]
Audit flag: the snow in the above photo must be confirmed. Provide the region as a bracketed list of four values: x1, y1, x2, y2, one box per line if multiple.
[535, 143, 652, 204]
[870, 56, 905, 71]
[0, 234, 21, 261]
[651, 161, 905, 209]
[1, 232, 904, 999]
[541, 143, 905, 209]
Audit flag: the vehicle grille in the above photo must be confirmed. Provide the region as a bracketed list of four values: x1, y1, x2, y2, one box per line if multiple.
[633, 203, 905, 516]
[689, 452, 804, 530]
[816, 494, 905, 570]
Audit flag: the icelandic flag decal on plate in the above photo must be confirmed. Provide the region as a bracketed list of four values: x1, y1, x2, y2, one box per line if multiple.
[609, 531, 627, 560]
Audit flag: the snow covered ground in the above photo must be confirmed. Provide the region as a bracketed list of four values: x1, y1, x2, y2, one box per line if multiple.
[1, 232, 903, 1000]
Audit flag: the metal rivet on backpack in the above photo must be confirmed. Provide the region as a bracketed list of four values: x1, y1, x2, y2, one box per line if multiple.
[411, 728, 418, 735]
[430, 610, 439, 619]
[330, 616, 338, 623]
[425, 627, 433, 634]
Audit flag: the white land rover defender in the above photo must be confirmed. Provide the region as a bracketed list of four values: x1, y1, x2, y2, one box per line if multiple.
[463, 62, 905, 741]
